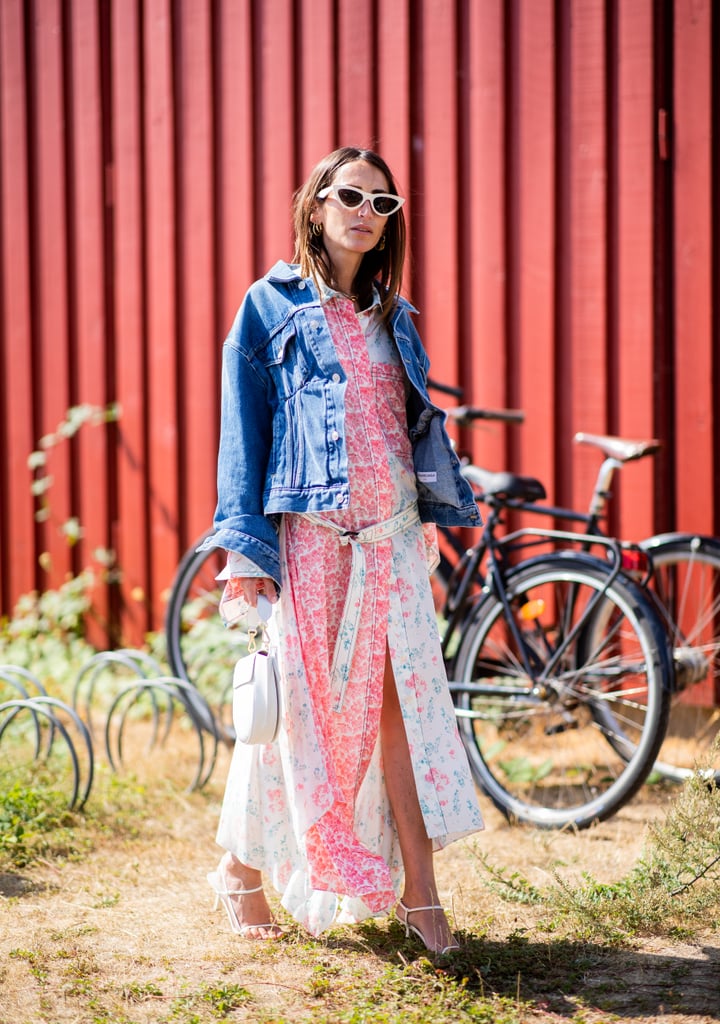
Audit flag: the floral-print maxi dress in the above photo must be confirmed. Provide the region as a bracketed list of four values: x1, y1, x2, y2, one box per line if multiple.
[216, 292, 483, 936]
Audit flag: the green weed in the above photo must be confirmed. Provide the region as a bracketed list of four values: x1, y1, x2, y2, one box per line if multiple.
[549, 769, 720, 941]
[0, 768, 154, 871]
[0, 782, 82, 867]
[161, 982, 253, 1021]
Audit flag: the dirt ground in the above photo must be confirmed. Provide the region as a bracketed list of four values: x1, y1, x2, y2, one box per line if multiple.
[1, 740, 720, 1024]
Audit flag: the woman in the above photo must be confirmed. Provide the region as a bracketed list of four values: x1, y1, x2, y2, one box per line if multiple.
[202, 147, 484, 954]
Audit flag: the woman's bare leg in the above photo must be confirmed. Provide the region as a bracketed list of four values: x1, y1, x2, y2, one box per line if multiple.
[380, 651, 458, 952]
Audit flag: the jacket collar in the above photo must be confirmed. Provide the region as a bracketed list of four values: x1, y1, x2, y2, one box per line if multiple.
[264, 260, 419, 316]
[265, 260, 303, 284]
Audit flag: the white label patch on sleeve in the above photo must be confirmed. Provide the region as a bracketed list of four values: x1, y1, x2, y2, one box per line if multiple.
[417, 471, 438, 483]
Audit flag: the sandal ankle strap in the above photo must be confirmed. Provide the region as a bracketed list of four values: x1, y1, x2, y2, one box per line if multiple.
[399, 900, 444, 915]
[224, 883, 263, 896]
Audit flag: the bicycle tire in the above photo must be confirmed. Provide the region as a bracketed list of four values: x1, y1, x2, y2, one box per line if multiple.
[451, 553, 672, 829]
[639, 533, 720, 783]
[164, 532, 245, 728]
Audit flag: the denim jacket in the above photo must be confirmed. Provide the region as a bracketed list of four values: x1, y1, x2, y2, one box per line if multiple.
[201, 261, 481, 584]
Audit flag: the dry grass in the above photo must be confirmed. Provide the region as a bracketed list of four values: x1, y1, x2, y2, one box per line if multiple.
[2, 732, 720, 1023]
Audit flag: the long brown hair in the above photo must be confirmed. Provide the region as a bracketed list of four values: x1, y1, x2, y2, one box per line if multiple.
[292, 147, 407, 323]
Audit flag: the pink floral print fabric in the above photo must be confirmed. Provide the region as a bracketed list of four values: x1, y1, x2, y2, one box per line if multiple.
[215, 295, 483, 935]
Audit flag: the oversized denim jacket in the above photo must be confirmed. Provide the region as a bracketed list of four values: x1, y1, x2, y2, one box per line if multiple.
[201, 261, 481, 585]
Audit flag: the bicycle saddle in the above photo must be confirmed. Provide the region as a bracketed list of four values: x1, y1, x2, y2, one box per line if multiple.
[574, 432, 662, 462]
[463, 465, 547, 502]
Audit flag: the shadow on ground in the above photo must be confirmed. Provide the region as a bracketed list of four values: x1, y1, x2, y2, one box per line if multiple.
[348, 921, 720, 1020]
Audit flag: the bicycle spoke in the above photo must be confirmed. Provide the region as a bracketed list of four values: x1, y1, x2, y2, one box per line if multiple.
[642, 538, 720, 782]
[452, 555, 670, 828]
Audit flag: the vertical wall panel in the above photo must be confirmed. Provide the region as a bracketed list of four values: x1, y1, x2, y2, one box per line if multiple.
[297, 0, 335, 176]
[415, 0, 459, 390]
[144, 0, 179, 621]
[464, 0, 509, 475]
[112, 0, 151, 642]
[69, 0, 110, 645]
[514, 2, 556, 505]
[612, 0, 657, 545]
[176, 2, 217, 546]
[0, 0, 36, 604]
[33, 0, 74, 587]
[255, 0, 295, 268]
[673, 0, 713, 533]
[216, 0, 254, 334]
[338, 0, 374, 145]
[377, 0, 412, 214]
[562, 0, 609, 515]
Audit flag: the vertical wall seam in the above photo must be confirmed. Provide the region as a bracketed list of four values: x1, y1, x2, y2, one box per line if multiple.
[712, 0, 720, 536]
[171, 2, 185, 548]
[552, 0, 570, 508]
[604, 0, 621, 543]
[0, 0, 7, 609]
[99, 0, 120, 643]
[25, 0, 42, 592]
[652, 0, 675, 531]
[250, 0, 262, 276]
[504, 1, 518, 459]
[62, 1, 81, 579]
[138, 0, 153, 621]
[408, 1, 423, 315]
[455, 0, 470, 397]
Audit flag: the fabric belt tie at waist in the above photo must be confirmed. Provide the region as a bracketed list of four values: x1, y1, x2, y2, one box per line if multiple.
[302, 505, 421, 711]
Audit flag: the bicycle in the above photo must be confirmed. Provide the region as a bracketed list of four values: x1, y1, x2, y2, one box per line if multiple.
[456, 431, 720, 787]
[165, 407, 674, 829]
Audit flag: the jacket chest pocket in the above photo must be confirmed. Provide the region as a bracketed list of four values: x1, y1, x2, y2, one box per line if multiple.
[262, 322, 312, 398]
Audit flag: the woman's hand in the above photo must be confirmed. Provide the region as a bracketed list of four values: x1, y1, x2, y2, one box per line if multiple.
[229, 577, 280, 606]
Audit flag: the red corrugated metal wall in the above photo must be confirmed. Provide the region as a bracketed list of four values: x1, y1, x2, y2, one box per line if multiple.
[1, 1, 718, 657]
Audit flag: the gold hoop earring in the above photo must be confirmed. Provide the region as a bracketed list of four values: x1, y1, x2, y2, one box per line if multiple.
[376, 234, 386, 251]
[311, 222, 323, 237]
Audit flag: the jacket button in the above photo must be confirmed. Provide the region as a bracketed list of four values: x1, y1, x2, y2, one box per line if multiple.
[332, 373, 340, 383]
[330, 430, 339, 441]
[298, 281, 306, 290]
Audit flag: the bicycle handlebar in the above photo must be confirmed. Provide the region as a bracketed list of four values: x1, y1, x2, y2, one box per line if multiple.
[445, 405, 525, 426]
[427, 377, 464, 398]
[427, 378, 525, 425]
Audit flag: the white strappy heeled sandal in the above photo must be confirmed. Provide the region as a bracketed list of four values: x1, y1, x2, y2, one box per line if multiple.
[206, 871, 283, 939]
[396, 899, 460, 955]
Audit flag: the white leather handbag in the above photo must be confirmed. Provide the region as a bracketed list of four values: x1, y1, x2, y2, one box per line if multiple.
[232, 621, 281, 745]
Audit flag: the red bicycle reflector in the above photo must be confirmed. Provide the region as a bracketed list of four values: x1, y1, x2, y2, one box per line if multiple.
[519, 599, 545, 621]
[621, 549, 649, 575]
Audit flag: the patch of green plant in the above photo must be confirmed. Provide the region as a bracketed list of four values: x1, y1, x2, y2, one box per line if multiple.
[0, 571, 100, 700]
[550, 769, 720, 941]
[472, 851, 544, 904]
[308, 960, 342, 996]
[161, 982, 253, 1021]
[0, 767, 157, 871]
[28, 401, 121, 531]
[9, 947, 51, 985]
[121, 979, 164, 1002]
[498, 756, 553, 785]
[0, 781, 83, 867]
[306, 961, 532, 1024]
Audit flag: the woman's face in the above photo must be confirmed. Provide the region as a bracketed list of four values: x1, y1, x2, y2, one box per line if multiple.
[312, 159, 390, 266]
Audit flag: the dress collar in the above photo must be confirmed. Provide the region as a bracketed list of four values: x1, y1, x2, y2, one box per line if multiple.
[319, 280, 382, 313]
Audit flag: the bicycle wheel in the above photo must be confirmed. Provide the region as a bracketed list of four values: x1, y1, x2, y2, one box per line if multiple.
[165, 533, 247, 724]
[640, 533, 720, 783]
[451, 554, 672, 828]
